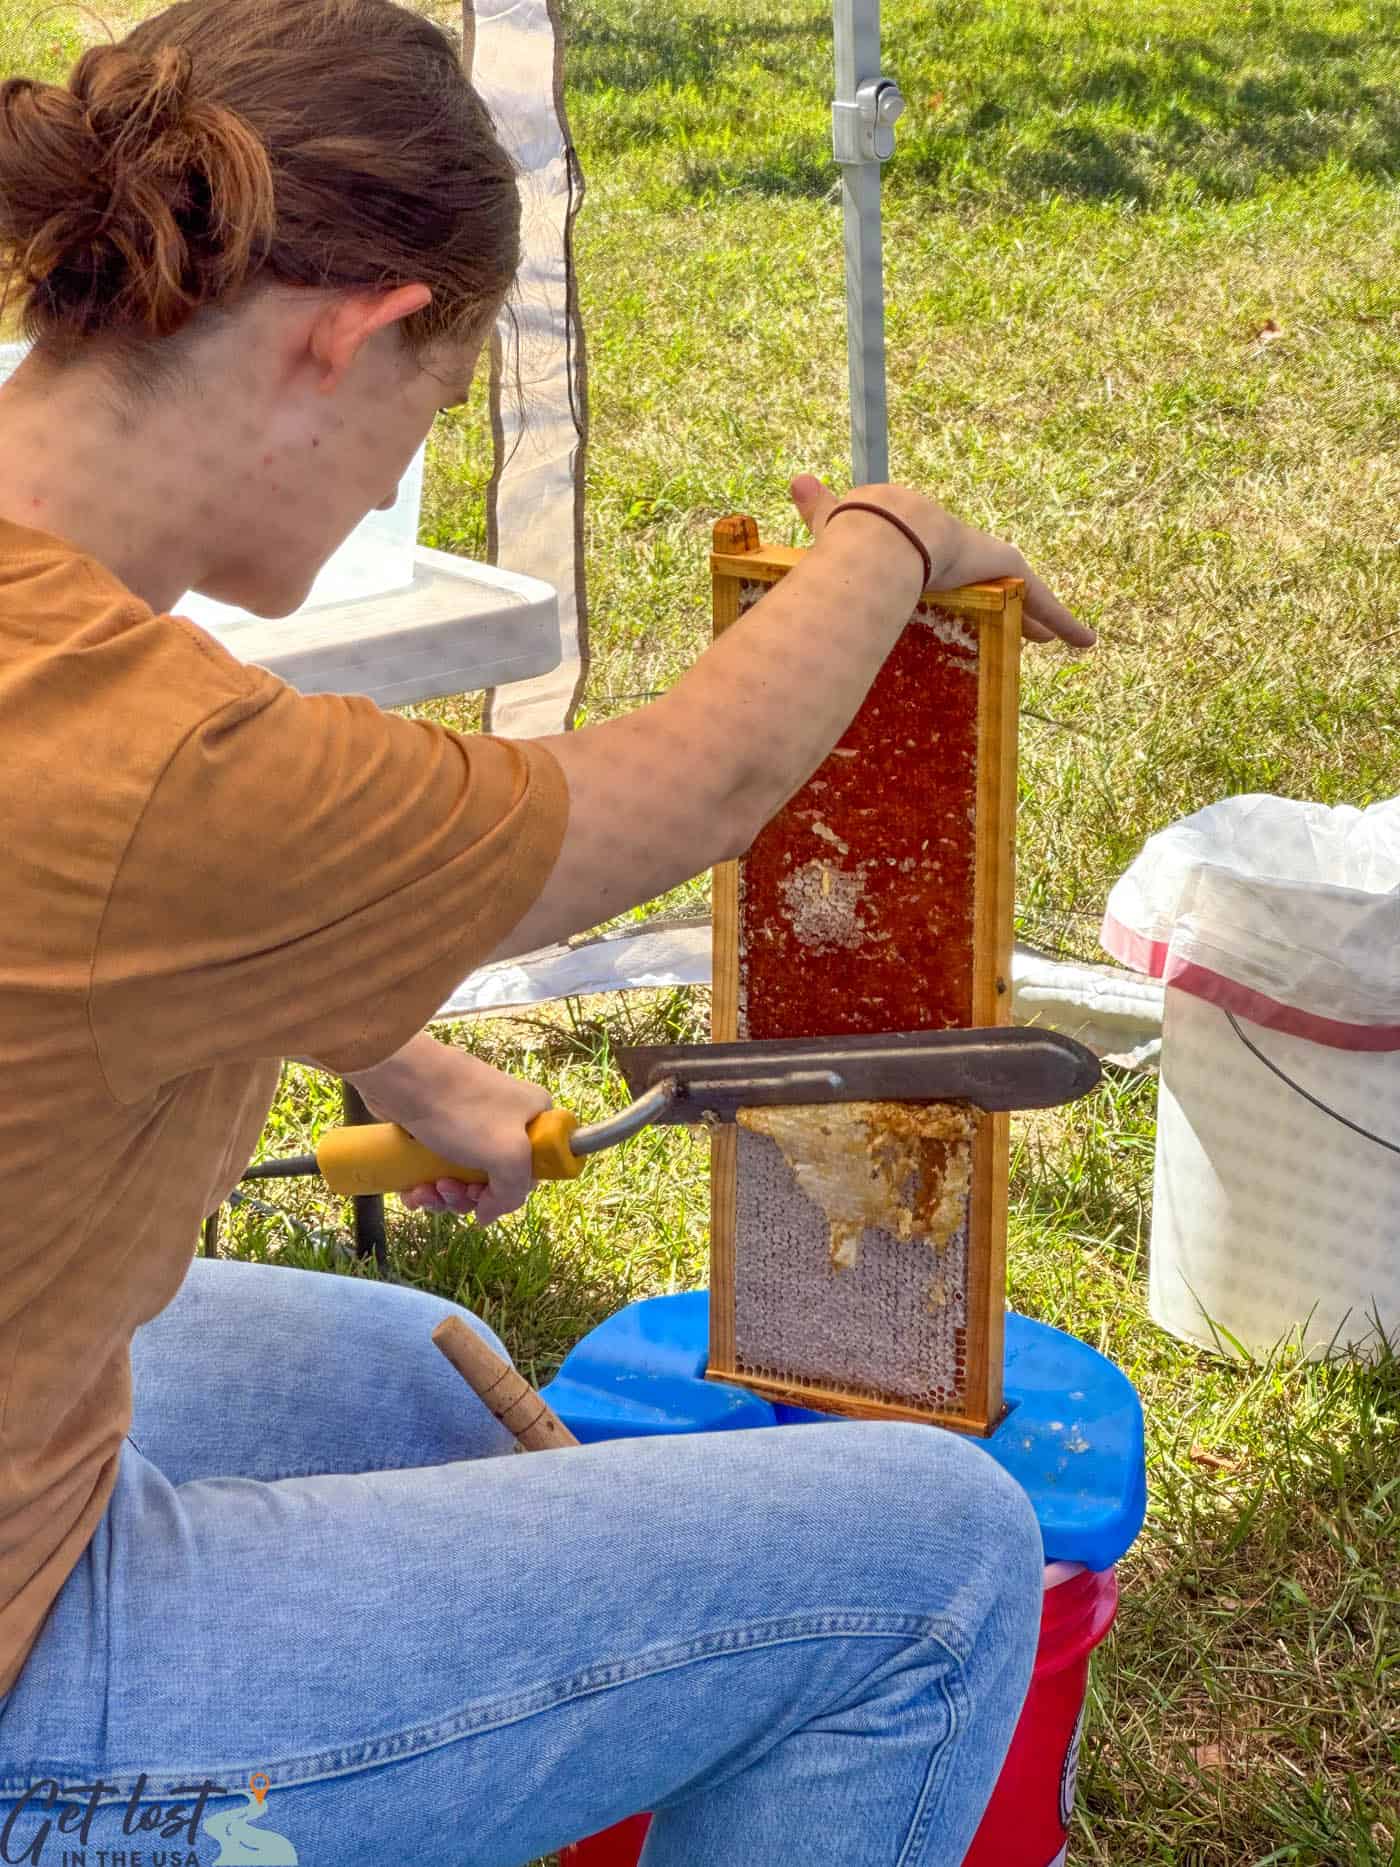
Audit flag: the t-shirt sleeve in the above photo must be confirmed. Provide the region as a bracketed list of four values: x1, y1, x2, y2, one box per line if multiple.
[90, 667, 570, 1103]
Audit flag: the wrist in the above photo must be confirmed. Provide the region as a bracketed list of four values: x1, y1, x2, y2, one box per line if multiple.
[813, 508, 927, 608]
[344, 1032, 463, 1128]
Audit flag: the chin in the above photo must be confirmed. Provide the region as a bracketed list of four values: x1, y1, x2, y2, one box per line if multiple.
[248, 586, 315, 620]
[195, 567, 316, 619]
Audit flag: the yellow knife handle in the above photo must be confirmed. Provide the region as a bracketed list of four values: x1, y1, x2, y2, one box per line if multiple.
[315, 1109, 584, 1196]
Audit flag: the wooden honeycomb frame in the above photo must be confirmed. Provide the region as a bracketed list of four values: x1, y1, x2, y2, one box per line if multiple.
[707, 514, 1021, 1436]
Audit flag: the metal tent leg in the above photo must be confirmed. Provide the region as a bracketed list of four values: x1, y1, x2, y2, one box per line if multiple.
[831, 0, 903, 485]
[340, 1079, 389, 1273]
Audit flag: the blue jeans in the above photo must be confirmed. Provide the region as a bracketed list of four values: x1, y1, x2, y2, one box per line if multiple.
[0, 1257, 1043, 1867]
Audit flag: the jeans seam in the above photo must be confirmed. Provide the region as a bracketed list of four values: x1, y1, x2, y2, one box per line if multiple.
[893, 1654, 966, 1867]
[0, 1610, 972, 1800]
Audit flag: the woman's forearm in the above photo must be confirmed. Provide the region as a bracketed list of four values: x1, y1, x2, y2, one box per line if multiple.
[653, 511, 926, 833]
[492, 512, 926, 960]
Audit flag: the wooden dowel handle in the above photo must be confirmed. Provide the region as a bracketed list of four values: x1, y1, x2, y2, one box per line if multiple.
[431, 1315, 579, 1452]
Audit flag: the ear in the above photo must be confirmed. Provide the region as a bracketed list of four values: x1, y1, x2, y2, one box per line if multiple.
[308, 284, 433, 395]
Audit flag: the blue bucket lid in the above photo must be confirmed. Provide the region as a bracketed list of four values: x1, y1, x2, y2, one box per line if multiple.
[542, 1290, 1146, 1573]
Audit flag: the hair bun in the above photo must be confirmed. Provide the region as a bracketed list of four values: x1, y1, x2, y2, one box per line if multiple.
[74, 42, 199, 154]
[0, 41, 275, 342]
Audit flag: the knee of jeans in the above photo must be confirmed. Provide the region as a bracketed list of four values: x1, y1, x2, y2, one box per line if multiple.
[901, 1420, 1041, 1559]
[362, 1288, 517, 1457]
[334, 1280, 517, 1435]
[348, 1274, 514, 1369]
[793, 1421, 1044, 1620]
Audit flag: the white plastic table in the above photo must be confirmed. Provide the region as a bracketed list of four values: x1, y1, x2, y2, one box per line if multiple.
[2, 341, 562, 712]
[183, 546, 560, 710]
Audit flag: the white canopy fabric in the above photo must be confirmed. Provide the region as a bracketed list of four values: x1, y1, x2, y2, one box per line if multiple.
[459, 0, 894, 727]
[464, 0, 591, 737]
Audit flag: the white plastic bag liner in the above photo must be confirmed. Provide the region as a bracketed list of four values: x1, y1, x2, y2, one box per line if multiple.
[437, 930, 1166, 1063]
[1102, 794, 1400, 1359]
[1103, 795, 1400, 1047]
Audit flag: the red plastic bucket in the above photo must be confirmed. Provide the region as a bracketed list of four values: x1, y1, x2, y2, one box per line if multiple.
[561, 1812, 653, 1865]
[962, 1562, 1118, 1867]
[560, 1563, 1118, 1867]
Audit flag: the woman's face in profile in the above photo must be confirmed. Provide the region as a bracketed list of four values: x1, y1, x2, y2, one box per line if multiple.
[191, 300, 481, 621]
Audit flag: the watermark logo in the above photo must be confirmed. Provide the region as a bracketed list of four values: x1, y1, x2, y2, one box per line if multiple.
[1, 1771, 297, 1866]
[204, 1776, 297, 1867]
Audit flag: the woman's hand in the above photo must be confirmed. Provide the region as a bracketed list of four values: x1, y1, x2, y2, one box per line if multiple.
[344, 1033, 552, 1226]
[790, 473, 1095, 648]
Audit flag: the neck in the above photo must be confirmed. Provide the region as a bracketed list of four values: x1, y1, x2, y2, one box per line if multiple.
[0, 354, 228, 612]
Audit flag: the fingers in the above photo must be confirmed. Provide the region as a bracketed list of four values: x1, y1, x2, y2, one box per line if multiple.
[400, 1154, 535, 1226]
[789, 473, 838, 540]
[472, 1162, 535, 1227]
[1021, 569, 1096, 648]
[401, 1179, 481, 1215]
[790, 476, 1095, 647]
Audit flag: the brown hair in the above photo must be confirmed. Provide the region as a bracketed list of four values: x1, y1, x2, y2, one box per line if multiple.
[0, 0, 520, 361]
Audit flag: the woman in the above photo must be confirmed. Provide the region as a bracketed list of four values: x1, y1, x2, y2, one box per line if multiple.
[0, 3, 1093, 1862]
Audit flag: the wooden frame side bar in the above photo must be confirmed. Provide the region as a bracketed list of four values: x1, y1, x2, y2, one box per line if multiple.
[961, 580, 1021, 1430]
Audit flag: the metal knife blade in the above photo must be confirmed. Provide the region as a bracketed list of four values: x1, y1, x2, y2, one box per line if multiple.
[613, 1027, 1101, 1119]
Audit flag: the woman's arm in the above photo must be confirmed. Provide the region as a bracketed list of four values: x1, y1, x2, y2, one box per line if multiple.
[487, 477, 1086, 965]
[343, 1030, 552, 1225]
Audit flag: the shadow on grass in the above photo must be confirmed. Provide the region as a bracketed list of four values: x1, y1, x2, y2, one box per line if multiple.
[566, 3, 1400, 208]
[980, 41, 1400, 206]
[565, 8, 815, 98]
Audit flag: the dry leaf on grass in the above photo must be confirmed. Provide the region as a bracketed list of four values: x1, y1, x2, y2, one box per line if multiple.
[1246, 317, 1284, 346]
[1189, 1444, 1238, 1471]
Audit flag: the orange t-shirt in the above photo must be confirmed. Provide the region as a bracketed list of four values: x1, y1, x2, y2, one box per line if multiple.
[0, 515, 569, 1698]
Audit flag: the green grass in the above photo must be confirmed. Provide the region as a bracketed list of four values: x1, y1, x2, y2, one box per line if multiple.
[5, 0, 1399, 1859]
[0, 1, 83, 76]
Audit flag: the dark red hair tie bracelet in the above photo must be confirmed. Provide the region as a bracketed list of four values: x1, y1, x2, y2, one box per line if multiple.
[825, 500, 932, 594]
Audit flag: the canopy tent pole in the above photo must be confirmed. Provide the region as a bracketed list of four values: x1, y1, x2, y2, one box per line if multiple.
[830, 0, 905, 485]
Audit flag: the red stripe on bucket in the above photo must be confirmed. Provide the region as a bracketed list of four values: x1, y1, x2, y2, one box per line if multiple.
[560, 1565, 1119, 1867]
[1164, 960, 1400, 1052]
[1100, 913, 1400, 1052]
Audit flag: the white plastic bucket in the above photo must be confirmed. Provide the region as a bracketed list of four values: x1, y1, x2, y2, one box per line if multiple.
[1104, 795, 1400, 1362]
[1149, 993, 1400, 1359]
[1152, 988, 1400, 1359]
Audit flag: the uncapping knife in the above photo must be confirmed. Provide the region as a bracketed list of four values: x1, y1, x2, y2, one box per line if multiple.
[242, 1027, 1100, 1197]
